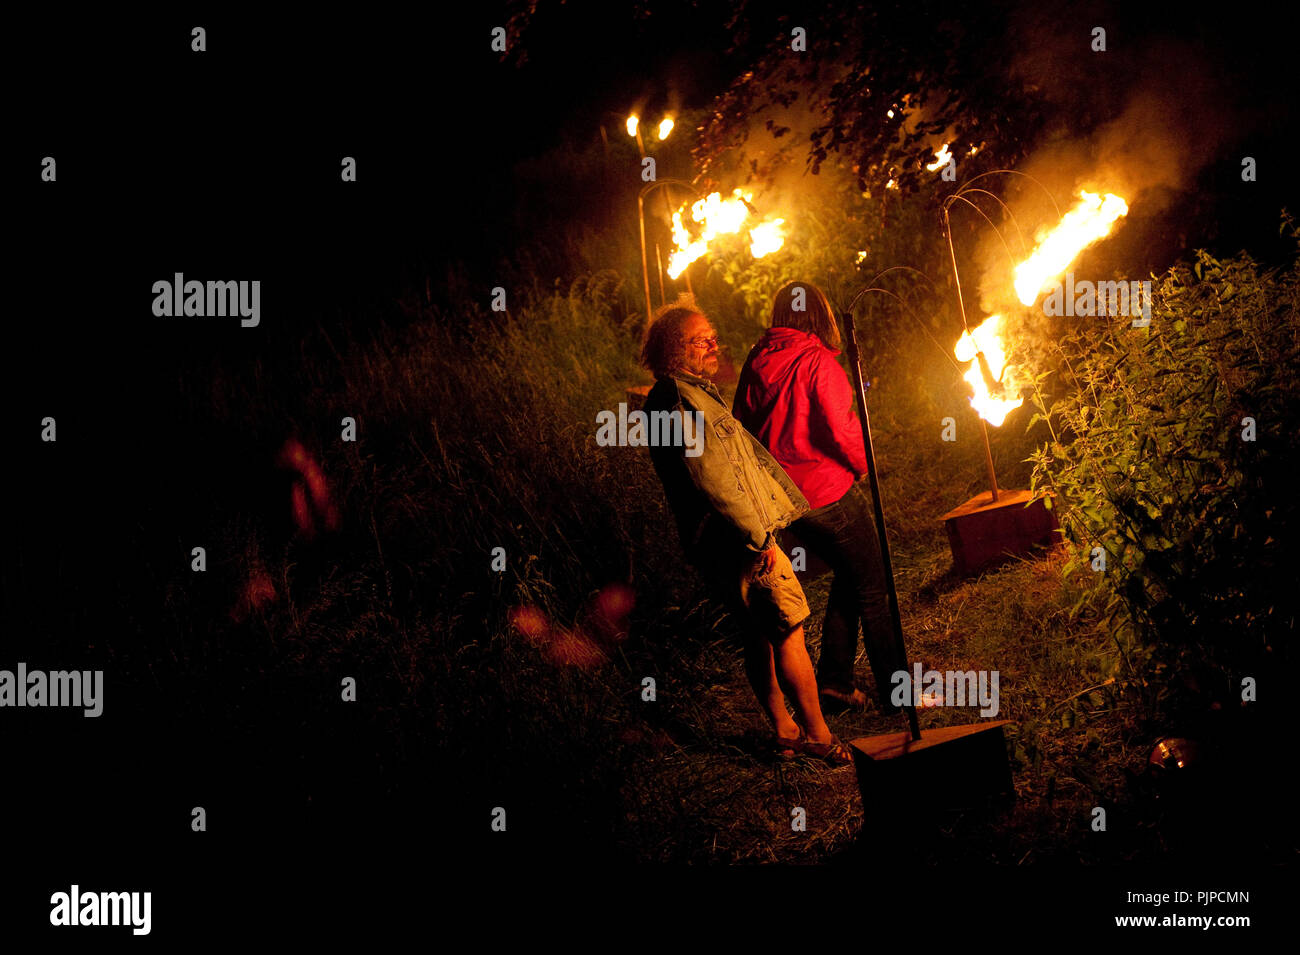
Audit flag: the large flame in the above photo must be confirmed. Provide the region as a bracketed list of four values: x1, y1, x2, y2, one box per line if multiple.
[953, 314, 1023, 426]
[749, 218, 786, 258]
[1013, 190, 1129, 305]
[668, 189, 786, 277]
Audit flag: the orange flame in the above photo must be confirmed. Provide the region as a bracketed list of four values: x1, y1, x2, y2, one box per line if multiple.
[953, 314, 1023, 426]
[749, 218, 787, 258]
[668, 189, 752, 278]
[1013, 190, 1129, 305]
[926, 143, 952, 172]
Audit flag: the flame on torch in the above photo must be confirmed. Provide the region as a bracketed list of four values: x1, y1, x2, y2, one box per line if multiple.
[657, 117, 674, 140]
[926, 143, 953, 172]
[1013, 190, 1129, 305]
[668, 189, 786, 278]
[626, 115, 639, 138]
[953, 314, 1023, 426]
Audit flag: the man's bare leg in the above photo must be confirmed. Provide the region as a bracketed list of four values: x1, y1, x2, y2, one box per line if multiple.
[743, 631, 801, 740]
[771, 625, 834, 744]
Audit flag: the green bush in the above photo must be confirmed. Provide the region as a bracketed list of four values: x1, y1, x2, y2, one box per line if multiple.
[1028, 214, 1300, 721]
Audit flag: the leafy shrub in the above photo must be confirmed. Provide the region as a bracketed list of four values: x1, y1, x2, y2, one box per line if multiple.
[1028, 214, 1300, 721]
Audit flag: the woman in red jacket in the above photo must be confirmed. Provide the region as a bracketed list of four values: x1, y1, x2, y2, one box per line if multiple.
[734, 281, 904, 712]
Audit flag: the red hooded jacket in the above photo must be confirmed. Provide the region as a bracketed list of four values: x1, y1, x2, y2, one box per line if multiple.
[733, 327, 870, 510]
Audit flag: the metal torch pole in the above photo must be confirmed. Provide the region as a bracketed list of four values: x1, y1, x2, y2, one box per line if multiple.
[638, 193, 652, 325]
[654, 243, 667, 306]
[843, 310, 921, 742]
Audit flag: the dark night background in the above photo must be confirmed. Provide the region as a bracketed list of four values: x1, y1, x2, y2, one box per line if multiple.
[6, 2, 1296, 936]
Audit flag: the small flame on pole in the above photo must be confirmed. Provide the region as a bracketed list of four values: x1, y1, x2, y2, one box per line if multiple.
[953, 314, 1023, 427]
[926, 143, 953, 172]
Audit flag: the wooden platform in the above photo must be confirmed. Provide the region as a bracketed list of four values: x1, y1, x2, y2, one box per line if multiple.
[849, 720, 1016, 809]
[941, 489, 1058, 576]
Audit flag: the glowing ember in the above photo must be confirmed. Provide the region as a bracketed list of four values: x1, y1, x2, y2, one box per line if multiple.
[1013, 190, 1129, 305]
[953, 314, 1024, 426]
[886, 178, 898, 190]
[926, 143, 952, 172]
[668, 189, 761, 278]
[657, 117, 674, 140]
[626, 115, 639, 137]
[856, 250, 868, 264]
[749, 218, 786, 258]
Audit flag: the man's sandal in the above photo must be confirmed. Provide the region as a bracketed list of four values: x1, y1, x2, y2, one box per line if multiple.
[791, 734, 854, 767]
[773, 735, 802, 759]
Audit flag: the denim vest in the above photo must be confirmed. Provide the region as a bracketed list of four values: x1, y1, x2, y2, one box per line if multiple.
[646, 371, 809, 558]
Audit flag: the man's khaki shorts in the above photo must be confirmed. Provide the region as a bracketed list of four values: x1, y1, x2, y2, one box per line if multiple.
[728, 545, 806, 634]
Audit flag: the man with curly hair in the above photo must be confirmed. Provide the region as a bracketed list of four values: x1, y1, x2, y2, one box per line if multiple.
[640, 295, 852, 766]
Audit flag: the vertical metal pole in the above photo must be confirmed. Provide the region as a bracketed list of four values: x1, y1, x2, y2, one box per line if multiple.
[639, 194, 652, 325]
[654, 243, 666, 305]
[943, 206, 1000, 503]
[844, 311, 921, 743]
[978, 419, 1000, 504]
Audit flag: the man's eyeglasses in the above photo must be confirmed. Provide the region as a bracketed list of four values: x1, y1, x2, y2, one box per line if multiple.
[688, 336, 719, 349]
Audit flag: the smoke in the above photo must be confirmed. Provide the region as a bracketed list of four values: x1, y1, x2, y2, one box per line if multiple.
[975, 1, 1246, 320]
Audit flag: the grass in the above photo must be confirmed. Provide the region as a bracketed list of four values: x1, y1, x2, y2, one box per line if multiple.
[61, 275, 1286, 865]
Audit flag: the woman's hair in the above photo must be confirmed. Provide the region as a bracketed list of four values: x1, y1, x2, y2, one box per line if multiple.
[640, 294, 704, 378]
[770, 280, 841, 350]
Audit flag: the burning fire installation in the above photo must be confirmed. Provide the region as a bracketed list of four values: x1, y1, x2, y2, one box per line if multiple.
[842, 175, 1134, 791]
[637, 182, 789, 324]
[939, 178, 1130, 573]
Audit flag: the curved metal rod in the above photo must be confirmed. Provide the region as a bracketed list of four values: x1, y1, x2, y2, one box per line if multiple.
[848, 265, 942, 315]
[956, 187, 1029, 260]
[943, 193, 1022, 278]
[637, 179, 703, 322]
[844, 285, 964, 373]
[949, 168, 1062, 222]
[638, 178, 700, 200]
